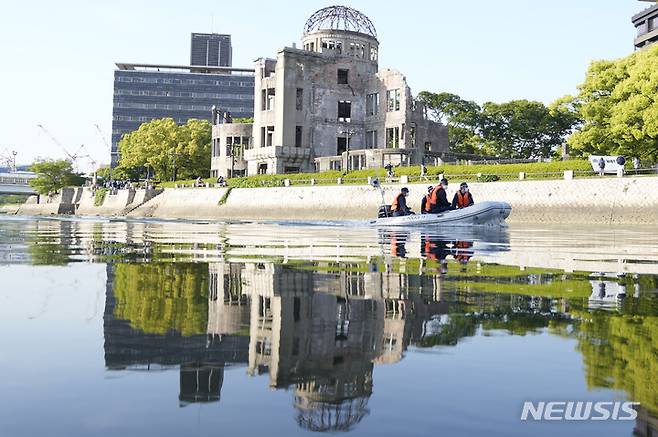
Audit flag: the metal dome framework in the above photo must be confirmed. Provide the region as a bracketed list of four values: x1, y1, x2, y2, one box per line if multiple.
[303, 5, 377, 38]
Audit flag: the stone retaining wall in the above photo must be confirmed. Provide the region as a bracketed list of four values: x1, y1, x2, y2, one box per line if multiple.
[127, 176, 658, 224]
[13, 176, 658, 224]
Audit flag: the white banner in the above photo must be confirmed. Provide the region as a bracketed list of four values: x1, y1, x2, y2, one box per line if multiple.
[589, 155, 625, 174]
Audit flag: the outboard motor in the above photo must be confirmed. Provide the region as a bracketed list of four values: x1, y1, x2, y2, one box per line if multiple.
[371, 178, 389, 218]
[378, 205, 392, 218]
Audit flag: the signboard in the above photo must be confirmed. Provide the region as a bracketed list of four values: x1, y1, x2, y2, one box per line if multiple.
[589, 155, 626, 174]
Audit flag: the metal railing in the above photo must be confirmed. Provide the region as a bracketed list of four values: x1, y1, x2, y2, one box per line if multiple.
[165, 166, 658, 189]
[0, 175, 32, 185]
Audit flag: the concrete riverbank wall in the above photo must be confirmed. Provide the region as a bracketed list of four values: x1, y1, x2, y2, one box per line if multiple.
[13, 176, 658, 224]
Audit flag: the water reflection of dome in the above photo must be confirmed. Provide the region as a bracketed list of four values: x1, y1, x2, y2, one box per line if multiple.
[294, 377, 372, 432]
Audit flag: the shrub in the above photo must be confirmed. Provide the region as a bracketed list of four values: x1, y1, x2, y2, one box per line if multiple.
[94, 188, 107, 207]
[160, 159, 592, 188]
[477, 174, 500, 182]
[217, 187, 232, 205]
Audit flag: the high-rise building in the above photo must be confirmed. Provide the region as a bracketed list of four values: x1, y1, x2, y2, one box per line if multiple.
[191, 33, 232, 67]
[633, 0, 658, 49]
[110, 32, 253, 167]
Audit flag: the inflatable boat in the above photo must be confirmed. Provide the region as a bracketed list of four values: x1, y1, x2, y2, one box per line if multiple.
[369, 201, 512, 227]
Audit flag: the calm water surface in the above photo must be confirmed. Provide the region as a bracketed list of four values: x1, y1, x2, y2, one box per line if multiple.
[0, 216, 656, 437]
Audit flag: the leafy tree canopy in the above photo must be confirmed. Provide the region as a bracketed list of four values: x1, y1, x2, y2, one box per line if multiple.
[566, 45, 658, 161]
[118, 118, 211, 181]
[479, 100, 577, 159]
[417, 92, 579, 158]
[29, 159, 85, 195]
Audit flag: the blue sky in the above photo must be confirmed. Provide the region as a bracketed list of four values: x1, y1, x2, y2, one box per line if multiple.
[0, 0, 643, 169]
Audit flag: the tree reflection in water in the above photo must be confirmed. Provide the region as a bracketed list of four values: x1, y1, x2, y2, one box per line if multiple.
[105, 259, 658, 431]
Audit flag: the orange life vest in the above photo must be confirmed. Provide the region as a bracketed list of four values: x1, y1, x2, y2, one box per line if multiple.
[456, 191, 471, 208]
[423, 194, 431, 209]
[425, 185, 444, 212]
[424, 240, 438, 260]
[391, 193, 404, 211]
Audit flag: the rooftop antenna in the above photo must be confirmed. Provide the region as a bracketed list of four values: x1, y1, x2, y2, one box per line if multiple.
[211, 14, 214, 33]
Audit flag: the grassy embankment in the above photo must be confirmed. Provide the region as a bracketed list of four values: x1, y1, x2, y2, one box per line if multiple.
[0, 194, 29, 205]
[161, 160, 593, 188]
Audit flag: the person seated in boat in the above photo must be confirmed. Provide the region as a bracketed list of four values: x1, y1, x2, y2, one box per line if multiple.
[420, 186, 433, 214]
[391, 187, 413, 216]
[452, 182, 474, 209]
[425, 178, 451, 214]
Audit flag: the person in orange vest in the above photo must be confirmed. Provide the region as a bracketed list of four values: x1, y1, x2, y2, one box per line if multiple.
[425, 178, 451, 213]
[453, 240, 474, 264]
[451, 182, 474, 209]
[420, 186, 433, 214]
[391, 187, 413, 216]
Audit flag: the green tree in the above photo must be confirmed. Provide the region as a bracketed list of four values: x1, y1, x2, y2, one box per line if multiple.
[113, 263, 210, 336]
[416, 92, 578, 158]
[29, 159, 85, 195]
[479, 100, 576, 159]
[417, 91, 483, 155]
[567, 44, 658, 161]
[118, 118, 212, 181]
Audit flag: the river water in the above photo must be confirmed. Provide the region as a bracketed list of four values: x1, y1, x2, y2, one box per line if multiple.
[0, 216, 656, 436]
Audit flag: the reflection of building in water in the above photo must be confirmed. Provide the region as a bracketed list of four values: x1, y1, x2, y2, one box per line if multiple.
[179, 363, 224, 407]
[244, 262, 382, 432]
[587, 275, 628, 311]
[208, 263, 250, 336]
[634, 406, 658, 437]
[239, 261, 454, 431]
[104, 259, 456, 423]
[103, 263, 250, 408]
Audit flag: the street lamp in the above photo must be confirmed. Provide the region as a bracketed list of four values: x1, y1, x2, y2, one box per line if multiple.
[338, 128, 356, 172]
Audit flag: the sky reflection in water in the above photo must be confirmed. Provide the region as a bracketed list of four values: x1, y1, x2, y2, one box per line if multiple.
[0, 217, 656, 437]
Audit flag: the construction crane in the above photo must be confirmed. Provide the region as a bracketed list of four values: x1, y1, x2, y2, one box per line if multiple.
[36, 124, 86, 171]
[94, 124, 112, 152]
[94, 124, 113, 181]
[0, 149, 18, 173]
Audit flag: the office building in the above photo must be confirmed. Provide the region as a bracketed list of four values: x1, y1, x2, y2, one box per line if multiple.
[191, 33, 232, 67]
[111, 34, 254, 167]
[633, 0, 658, 49]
